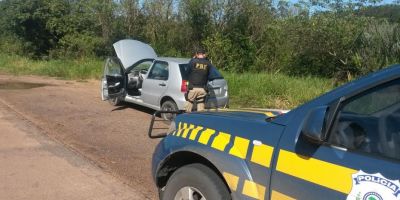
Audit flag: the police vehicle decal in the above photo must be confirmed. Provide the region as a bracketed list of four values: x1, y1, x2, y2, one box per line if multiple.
[222, 170, 296, 200]
[172, 121, 367, 199]
[172, 122, 400, 200]
[270, 190, 296, 200]
[276, 149, 357, 194]
[172, 122, 275, 169]
[169, 121, 280, 199]
[222, 171, 268, 200]
[346, 170, 400, 200]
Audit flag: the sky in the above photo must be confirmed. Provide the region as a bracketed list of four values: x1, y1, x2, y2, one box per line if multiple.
[381, 0, 397, 4]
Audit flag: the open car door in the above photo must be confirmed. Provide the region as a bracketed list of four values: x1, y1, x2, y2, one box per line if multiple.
[101, 39, 157, 101]
[101, 57, 125, 100]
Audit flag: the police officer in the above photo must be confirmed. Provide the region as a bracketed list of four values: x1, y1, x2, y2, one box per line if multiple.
[185, 47, 213, 112]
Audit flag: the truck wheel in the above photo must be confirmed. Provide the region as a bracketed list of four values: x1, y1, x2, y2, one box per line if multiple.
[161, 164, 231, 200]
[161, 100, 178, 121]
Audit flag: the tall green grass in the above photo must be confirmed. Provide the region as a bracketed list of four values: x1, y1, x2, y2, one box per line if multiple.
[0, 54, 334, 109]
[223, 72, 334, 109]
[0, 54, 102, 80]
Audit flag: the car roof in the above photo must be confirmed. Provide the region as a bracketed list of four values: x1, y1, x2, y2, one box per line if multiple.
[157, 57, 190, 64]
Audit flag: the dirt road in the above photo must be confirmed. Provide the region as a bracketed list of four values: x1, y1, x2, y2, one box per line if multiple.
[0, 96, 146, 200]
[0, 74, 161, 199]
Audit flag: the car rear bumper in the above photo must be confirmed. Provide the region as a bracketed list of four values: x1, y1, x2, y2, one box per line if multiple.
[206, 95, 229, 108]
[175, 95, 229, 110]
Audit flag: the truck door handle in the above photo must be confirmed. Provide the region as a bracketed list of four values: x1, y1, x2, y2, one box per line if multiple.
[159, 83, 166, 86]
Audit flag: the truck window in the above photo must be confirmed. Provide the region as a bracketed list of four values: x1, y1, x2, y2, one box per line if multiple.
[328, 79, 400, 160]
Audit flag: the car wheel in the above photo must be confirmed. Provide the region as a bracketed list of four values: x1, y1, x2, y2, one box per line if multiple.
[108, 97, 122, 106]
[161, 164, 231, 200]
[161, 100, 178, 121]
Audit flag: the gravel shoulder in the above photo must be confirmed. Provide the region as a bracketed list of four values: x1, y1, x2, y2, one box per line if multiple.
[0, 74, 161, 199]
[0, 95, 147, 200]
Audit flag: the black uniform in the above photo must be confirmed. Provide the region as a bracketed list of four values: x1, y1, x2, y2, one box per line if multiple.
[187, 58, 212, 89]
[184, 57, 214, 112]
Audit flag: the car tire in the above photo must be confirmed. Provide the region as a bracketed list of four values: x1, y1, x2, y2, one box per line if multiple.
[161, 163, 231, 200]
[108, 97, 122, 106]
[161, 100, 178, 121]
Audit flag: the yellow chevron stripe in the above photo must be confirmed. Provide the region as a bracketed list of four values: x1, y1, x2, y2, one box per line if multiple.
[198, 128, 216, 145]
[172, 122, 182, 136]
[182, 124, 194, 138]
[250, 143, 274, 168]
[265, 112, 275, 117]
[222, 172, 239, 191]
[176, 123, 187, 137]
[276, 149, 357, 194]
[211, 132, 231, 151]
[178, 122, 183, 130]
[189, 126, 203, 140]
[229, 136, 250, 159]
[271, 190, 296, 200]
[242, 180, 266, 200]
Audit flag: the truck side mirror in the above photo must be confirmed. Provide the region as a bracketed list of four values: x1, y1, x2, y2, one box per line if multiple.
[301, 106, 328, 144]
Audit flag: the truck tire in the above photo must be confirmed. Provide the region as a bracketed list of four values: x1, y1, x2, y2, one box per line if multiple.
[161, 163, 231, 200]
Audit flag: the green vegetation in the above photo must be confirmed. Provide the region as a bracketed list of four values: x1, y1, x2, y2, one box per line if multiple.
[0, 1, 399, 81]
[358, 4, 400, 23]
[224, 72, 333, 109]
[0, 54, 102, 80]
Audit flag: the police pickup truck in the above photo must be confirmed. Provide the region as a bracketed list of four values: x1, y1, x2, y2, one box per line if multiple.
[149, 64, 400, 200]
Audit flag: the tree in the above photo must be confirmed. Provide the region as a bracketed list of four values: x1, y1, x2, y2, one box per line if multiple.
[0, 0, 58, 57]
[118, 0, 143, 38]
[357, 5, 400, 23]
[353, 20, 400, 73]
[88, 0, 116, 45]
[180, 0, 212, 43]
[0, 0, 398, 78]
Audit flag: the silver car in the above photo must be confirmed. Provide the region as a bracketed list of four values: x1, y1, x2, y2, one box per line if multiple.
[101, 39, 229, 118]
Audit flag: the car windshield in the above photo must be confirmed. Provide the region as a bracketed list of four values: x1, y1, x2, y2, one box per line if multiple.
[179, 64, 224, 80]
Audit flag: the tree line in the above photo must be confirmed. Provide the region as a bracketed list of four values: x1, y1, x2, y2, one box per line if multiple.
[0, 0, 399, 79]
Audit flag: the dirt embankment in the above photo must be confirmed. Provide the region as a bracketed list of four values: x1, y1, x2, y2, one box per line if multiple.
[0, 74, 161, 199]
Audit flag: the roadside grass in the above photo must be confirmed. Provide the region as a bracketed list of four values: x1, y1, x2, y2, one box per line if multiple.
[223, 72, 334, 109]
[0, 54, 102, 80]
[0, 54, 334, 109]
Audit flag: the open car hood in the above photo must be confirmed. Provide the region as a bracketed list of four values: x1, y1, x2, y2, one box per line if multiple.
[113, 39, 157, 69]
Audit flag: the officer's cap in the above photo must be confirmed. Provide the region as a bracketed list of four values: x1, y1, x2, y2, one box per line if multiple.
[194, 46, 206, 54]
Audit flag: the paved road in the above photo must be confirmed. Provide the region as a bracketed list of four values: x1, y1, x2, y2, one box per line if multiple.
[0, 74, 163, 199]
[0, 100, 146, 200]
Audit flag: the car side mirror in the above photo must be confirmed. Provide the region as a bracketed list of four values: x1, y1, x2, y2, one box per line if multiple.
[301, 106, 328, 144]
